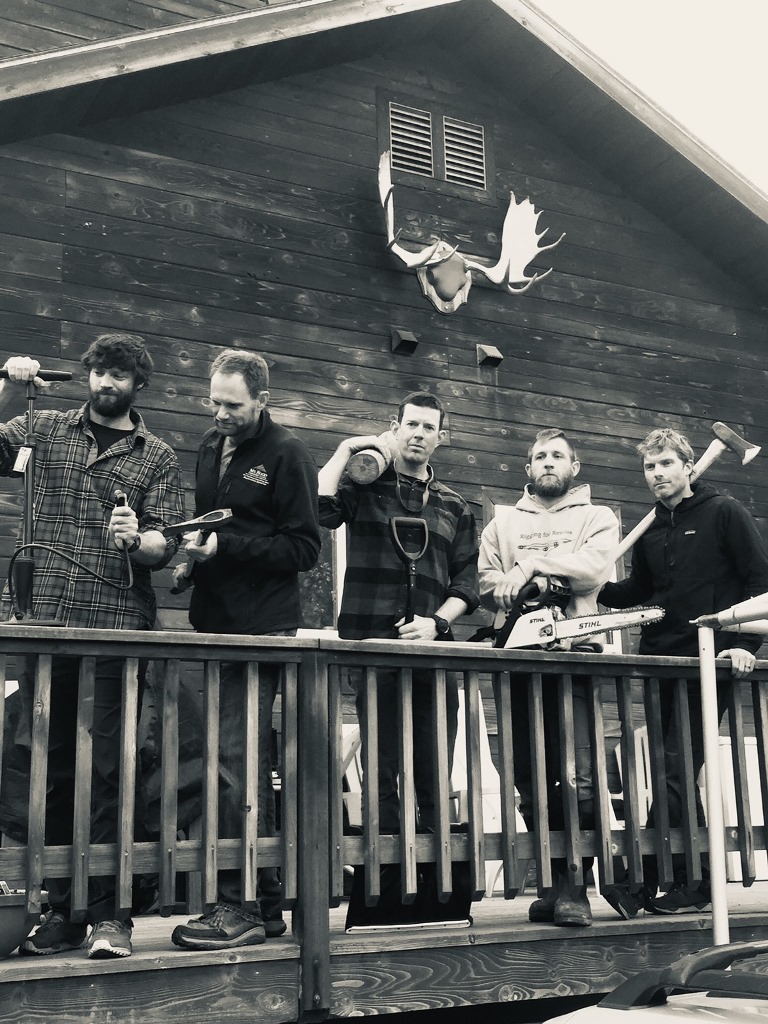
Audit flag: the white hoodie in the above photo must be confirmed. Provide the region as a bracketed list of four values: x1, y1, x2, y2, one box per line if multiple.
[478, 482, 619, 619]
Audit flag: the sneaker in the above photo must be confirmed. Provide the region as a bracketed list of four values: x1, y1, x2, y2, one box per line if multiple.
[528, 888, 557, 923]
[554, 889, 592, 927]
[649, 884, 711, 915]
[87, 920, 133, 959]
[171, 902, 266, 950]
[602, 884, 648, 920]
[19, 911, 87, 956]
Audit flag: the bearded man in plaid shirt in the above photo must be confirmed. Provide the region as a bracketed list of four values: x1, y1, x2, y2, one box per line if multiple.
[0, 334, 184, 960]
[319, 392, 478, 836]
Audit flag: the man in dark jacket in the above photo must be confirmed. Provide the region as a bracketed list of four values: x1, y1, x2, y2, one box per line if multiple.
[599, 427, 768, 917]
[171, 349, 320, 950]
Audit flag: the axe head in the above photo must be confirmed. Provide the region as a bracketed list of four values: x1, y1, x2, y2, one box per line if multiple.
[712, 421, 761, 465]
[161, 509, 233, 538]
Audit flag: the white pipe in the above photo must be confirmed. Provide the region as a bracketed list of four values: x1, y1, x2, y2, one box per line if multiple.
[698, 625, 729, 945]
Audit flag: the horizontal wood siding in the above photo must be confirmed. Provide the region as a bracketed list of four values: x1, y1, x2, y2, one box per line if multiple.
[0, 40, 766, 631]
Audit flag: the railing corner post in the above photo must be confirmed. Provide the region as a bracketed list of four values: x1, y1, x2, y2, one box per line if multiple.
[295, 648, 331, 1022]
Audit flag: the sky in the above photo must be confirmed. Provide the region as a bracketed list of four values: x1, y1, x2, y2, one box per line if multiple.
[531, 0, 768, 195]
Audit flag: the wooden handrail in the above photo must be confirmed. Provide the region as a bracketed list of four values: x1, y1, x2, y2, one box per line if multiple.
[0, 627, 767, 1015]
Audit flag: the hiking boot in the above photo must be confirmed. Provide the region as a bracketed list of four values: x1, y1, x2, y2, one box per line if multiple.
[648, 883, 711, 915]
[19, 911, 87, 956]
[87, 920, 132, 959]
[263, 911, 287, 938]
[171, 902, 266, 950]
[528, 887, 557, 923]
[602, 884, 649, 920]
[554, 887, 592, 927]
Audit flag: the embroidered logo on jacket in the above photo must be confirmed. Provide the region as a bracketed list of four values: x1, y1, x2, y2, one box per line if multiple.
[244, 465, 269, 486]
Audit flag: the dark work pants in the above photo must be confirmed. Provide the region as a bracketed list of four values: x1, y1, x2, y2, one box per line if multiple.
[354, 668, 460, 833]
[499, 675, 595, 887]
[15, 655, 146, 924]
[215, 657, 283, 920]
[641, 679, 729, 894]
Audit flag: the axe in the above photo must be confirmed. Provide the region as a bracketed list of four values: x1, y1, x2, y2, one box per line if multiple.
[163, 510, 233, 594]
[614, 421, 760, 561]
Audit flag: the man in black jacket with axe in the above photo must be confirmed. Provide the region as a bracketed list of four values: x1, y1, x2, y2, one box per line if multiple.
[600, 426, 768, 917]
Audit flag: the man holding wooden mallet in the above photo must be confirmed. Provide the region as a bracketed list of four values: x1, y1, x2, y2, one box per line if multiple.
[600, 426, 768, 917]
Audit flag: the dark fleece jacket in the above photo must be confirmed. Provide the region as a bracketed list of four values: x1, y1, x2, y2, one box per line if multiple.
[600, 483, 768, 657]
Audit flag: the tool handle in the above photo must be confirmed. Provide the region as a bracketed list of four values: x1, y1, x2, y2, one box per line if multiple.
[0, 368, 73, 381]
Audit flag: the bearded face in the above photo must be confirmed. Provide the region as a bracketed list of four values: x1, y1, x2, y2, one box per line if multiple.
[526, 438, 579, 500]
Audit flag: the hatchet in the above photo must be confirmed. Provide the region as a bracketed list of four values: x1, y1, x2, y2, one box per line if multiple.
[614, 421, 760, 561]
[163, 510, 233, 594]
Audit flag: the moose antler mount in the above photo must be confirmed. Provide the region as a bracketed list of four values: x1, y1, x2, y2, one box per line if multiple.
[378, 150, 565, 315]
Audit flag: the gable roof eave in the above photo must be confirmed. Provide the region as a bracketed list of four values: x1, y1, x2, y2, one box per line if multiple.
[0, 0, 461, 105]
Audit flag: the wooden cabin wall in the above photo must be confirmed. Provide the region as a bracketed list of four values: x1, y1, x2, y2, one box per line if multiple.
[0, 39, 766, 634]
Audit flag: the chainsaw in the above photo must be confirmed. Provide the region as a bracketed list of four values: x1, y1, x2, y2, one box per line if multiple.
[501, 603, 664, 650]
[484, 574, 664, 650]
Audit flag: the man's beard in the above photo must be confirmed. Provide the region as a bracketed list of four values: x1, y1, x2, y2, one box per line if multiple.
[532, 472, 573, 499]
[89, 387, 135, 420]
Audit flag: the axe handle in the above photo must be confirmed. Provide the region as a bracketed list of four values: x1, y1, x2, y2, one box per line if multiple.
[613, 438, 727, 561]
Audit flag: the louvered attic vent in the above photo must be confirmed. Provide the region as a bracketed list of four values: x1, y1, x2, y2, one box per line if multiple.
[390, 103, 434, 177]
[444, 117, 486, 190]
[388, 102, 487, 191]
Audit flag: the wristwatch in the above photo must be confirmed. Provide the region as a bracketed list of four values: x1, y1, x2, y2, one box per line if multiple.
[126, 534, 142, 554]
[432, 614, 451, 637]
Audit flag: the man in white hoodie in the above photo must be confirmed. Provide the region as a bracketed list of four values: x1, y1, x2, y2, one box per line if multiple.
[478, 428, 619, 928]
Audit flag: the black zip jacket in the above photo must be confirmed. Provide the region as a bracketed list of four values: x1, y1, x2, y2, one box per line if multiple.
[599, 483, 768, 656]
[189, 410, 321, 634]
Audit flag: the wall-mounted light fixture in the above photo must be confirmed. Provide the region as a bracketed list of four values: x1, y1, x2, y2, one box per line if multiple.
[390, 328, 420, 355]
[477, 343, 503, 367]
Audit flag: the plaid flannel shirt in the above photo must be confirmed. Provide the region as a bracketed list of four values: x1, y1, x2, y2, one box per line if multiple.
[319, 465, 479, 639]
[0, 404, 185, 629]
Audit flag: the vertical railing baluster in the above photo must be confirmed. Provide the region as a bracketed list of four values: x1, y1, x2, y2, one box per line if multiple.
[242, 661, 260, 908]
[727, 678, 755, 885]
[617, 676, 643, 887]
[202, 660, 220, 908]
[529, 672, 551, 890]
[645, 677, 673, 890]
[589, 676, 614, 888]
[328, 664, 344, 904]
[432, 668, 452, 901]
[281, 660, 299, 908]
[158, 658, 180, 914]
[116, 656, 140, 914]
[558, 672, 582, 886]
[398, 667, 417, 903]
[27, 654, 51, 916]
[495, 670, 522, 897]
[71, 656, 95, 919]
[362, 666, 380, 906]
[464, 670, 485, 900]
[673, 677, 702, 885]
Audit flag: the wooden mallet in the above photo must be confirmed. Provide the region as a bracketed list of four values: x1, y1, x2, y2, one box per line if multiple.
[614, 421, 761, 561]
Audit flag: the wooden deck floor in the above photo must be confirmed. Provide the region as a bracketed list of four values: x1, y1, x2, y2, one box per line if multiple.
[2, 884, 768, 1022]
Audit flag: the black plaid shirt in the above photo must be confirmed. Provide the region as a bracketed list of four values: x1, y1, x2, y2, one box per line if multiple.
[319, 465, 479, 639]
[0, 404, 185, 629]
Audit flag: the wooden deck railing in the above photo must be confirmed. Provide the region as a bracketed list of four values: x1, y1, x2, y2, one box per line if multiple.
[0, 626, 767, 1018]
